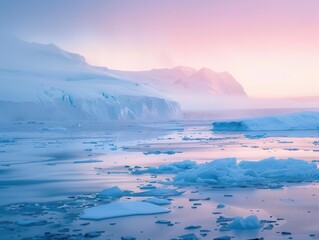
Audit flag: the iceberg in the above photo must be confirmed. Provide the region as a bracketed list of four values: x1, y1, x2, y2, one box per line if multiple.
[174, 158, 319, 187]
[228, 215, 262, 229]
[133, 158, 319, 188]
[80, 201, 170, 220]
[212, 111, 319, 131]
[97, 186, 131, 199]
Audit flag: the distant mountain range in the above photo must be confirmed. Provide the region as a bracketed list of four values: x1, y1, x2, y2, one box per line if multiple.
[103, 66, 247, 110]
[125, 66, 246, 96]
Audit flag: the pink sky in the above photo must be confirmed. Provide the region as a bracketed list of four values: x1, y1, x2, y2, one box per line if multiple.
[3, 0, 319, 98]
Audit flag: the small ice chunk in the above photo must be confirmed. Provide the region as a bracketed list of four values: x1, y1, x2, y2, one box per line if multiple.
[184, 225, 202, 230]
[81, 201, 170, 220]
[178, 233, 199, 240]
[228, 215, 262, 229]
[139, 184, 156, 190]
[121, 237, 136, 240]
[155, 219, 172, 224]
[84, 231, 104, 238]
[217, 204, 225, 209]
[263, 224, 274, 230]
[98, 186, 131, 198]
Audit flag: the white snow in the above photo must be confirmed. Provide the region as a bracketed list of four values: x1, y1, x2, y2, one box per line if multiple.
[213, 111, 319, 131]
[0, 36, 181, 121]
[80, 201, 170, 220]
[228, 215, 262, 229]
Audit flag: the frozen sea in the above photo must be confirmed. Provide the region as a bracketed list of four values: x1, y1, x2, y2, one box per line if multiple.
[0, 118, 319, 240]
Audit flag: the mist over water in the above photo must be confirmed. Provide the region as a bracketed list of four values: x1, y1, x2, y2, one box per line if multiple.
[184, 107, 319, 120]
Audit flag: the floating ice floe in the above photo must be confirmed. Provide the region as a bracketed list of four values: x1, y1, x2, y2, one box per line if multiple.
[134, 188, 184, 197]
[143, 197, 171, 205]
[139, 184, 156, 190]
[134, 158, 319, 188]
[217, 203, 225, 209]
[80, 201, 170, 220]
[175, 233, 199, 240]
[133, 160, 196, 174]
[244, 133, 267, 139]
[174, 158, 319, 187]
[228, 215, 262, 229]
[212, 111, 319, 131]
[84, 231, 104, 238]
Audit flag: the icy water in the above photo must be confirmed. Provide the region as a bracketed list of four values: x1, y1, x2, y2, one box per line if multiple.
[1, 120, 319, 240]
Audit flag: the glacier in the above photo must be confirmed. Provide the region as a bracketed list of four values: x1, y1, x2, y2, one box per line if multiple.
[212, 111, 319, 131]
[0, 36, 181, 121]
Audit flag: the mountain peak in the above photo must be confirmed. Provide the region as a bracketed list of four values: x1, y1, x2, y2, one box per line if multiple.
[171, 66, 197, 74]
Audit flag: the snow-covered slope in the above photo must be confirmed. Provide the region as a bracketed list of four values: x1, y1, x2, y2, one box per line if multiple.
[0, 36, 181, 121]
[108, 66, 246, 96]
[105, 66, 247, 109]
[212, 111, 319, 131]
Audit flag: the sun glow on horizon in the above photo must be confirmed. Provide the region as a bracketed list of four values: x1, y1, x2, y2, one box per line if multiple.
[2, 0, 319, 98]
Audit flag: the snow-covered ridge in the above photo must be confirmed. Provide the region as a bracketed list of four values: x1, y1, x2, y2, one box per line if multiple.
[105, 66, 247, 110]
[212, 111, 319, 131]
[0, 36, 181, 121]
[108, 66, 247, 97]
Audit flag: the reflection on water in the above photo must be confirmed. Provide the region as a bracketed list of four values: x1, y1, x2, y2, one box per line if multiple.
[0, 120, 319, 239]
